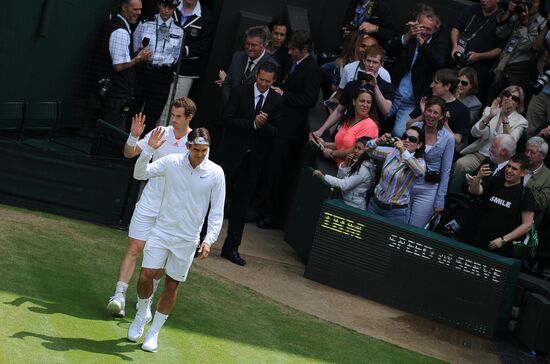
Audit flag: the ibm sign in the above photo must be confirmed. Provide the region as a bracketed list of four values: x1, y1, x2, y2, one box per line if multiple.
[305, 200, 520, 338]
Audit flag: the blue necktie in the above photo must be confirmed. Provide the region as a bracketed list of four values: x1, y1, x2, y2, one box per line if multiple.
[255, 94, 264, 115]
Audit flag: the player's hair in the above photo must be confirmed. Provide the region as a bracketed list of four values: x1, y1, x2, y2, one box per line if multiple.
[187, 127, 210, 144]
[172, 97, 196, 117]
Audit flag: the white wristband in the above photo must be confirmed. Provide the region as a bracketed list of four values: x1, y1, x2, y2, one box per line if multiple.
[126, 135, 139, 147]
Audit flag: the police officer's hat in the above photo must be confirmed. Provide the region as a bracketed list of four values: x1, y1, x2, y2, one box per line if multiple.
[159, 0, 181, 7]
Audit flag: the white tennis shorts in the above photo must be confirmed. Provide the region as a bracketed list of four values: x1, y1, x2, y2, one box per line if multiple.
[128, 208, 157, 241]
[142, 232, 197, 282]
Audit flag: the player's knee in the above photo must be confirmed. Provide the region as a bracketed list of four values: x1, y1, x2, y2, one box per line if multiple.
[126, 238, 145, 256]
[139, 268, 157, 282]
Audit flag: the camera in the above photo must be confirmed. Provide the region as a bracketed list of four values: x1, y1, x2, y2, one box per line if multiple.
[424, 171, 441, 183]
[452, 51, 470, 66]
[514, 0, 532, 14]
[532, 65, 550, 94]
[344, 21, 360, 32]
[97, 78, 111, 97]
[357, 70, 373, 83]
[386, 137, 397, 146]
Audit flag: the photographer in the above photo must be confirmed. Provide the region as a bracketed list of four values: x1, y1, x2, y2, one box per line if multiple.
[385, 5, 447, 138]
[450, 0, 504, 103]
[526, 18, 550, 137]
[342, 0, 396, 46]
[488, 0, 547, 102]
[365, 127, 426, 223]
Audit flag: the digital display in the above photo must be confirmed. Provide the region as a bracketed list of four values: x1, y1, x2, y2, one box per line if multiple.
[305, 200, 520, 338]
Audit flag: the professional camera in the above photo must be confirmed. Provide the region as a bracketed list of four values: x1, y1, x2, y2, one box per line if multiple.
[514, 0, 532, 14]
[343, 21, 360, 32]
[452, 51, 470, 66]
[357, 70, 374, 83]
[97, 78, 111, 97]
[532, 65, 550, 94]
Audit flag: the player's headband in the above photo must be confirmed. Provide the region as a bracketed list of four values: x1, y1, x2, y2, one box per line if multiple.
[188, 137, 210, 146]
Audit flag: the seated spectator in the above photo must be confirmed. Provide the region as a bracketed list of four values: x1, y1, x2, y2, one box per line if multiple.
[313, 136, 376, 209]
[450, 0, 504, 103]
[319, 87, 379, 164]
[407, 69, 470, 151]
[454, 85, 528, 175]
[488, 0, 546, 102]
[385, 5, 448, 137]
[456, 67, 483, 125]
[409, 97, 455, 228]
[466, 154, 535, 258]
[313, 45, 394, 138]
[365, 127, 426, 223]
[524, 136, 550, 228]
[342, 0, 396, 46]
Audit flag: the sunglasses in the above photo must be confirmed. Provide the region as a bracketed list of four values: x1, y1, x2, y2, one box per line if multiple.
[459, 80, 470, 86]
[503, 91, 521, 103]
[401, 133, 419, 143]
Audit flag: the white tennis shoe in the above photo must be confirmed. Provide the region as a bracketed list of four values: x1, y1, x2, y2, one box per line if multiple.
[127, 310, 152, 342]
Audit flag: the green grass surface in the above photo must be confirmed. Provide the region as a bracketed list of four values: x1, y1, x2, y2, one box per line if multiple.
[0, 204, 445, 363]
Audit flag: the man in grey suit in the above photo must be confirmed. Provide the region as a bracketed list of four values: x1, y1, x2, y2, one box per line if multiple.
[221, 26, 278, 106]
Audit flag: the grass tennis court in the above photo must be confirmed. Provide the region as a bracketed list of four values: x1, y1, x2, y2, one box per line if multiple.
[0, 204, 444, 363]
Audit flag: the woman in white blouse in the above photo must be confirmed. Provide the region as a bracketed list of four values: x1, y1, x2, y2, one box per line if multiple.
[453, 85, 528, 175]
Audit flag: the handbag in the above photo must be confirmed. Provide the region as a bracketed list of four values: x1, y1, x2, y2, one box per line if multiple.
[513, 224, 539, 260]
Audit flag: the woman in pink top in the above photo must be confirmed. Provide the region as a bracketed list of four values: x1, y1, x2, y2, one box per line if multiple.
[320, 87, 379, 164]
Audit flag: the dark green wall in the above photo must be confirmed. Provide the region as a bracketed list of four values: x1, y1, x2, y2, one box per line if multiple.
[0, 0, 118, 102]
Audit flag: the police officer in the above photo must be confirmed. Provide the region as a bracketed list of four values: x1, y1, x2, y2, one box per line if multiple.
[132, 0, 184, 135]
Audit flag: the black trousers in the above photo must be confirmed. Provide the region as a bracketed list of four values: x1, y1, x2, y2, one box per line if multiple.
[131, 65, 174, 136]
[222, 153, 260, 253]
[98, 96, 130, 131]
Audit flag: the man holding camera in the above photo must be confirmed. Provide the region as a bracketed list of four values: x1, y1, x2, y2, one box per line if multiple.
[312, 45, 394, 138]
[341, 0, 396, 45]
[451, 0, 504, 103]
[385, 7, 447, 137]
[131, 0, 183, 136]
[92, 0, 153, 131]
[489, 0, 547, 102]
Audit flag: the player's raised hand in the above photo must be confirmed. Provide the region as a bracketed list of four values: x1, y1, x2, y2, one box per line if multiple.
[130, 113, 146, 138]
[148, 126, 166, 149]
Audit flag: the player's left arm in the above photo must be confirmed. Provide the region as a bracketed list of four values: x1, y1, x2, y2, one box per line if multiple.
[201, 168, 226, 252]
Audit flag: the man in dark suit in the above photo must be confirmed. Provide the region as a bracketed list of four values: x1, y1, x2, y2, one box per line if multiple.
[217, 62, 283, 266]
[385, 6, 448, 137]
[221, 26, 278, 106]
[257, 30, 323, 229]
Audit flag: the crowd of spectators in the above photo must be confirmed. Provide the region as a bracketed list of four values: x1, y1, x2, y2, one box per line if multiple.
[309, 0, 550, 270]
[92, 0, 550, 270]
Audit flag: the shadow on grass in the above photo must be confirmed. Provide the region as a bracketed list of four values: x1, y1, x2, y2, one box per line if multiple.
[10, 331, 138, 361]
[4, 297, 126, 323]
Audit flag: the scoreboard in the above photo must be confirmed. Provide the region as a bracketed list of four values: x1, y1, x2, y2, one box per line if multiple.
[304, 200, 520, 338]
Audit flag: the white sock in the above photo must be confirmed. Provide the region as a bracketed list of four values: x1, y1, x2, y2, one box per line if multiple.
[137, 298, 151, 317]
[115, 281, 128, 296]
[149, 311, 168, 334]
